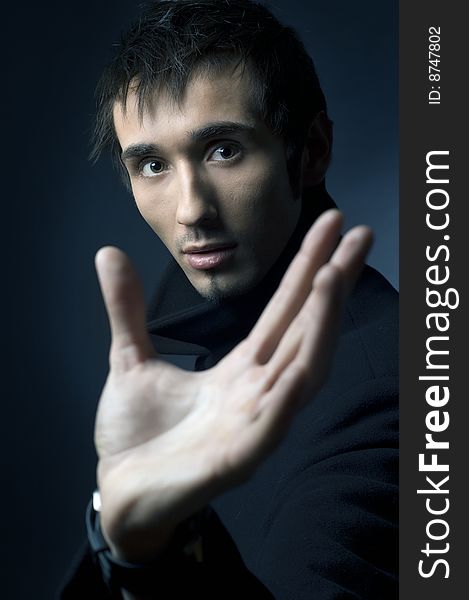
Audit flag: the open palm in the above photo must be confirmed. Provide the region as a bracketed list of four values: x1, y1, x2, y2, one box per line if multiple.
[94, 209, 372, 561]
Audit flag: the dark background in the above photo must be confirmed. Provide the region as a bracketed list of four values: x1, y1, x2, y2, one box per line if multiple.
[3, 1, 397, 597]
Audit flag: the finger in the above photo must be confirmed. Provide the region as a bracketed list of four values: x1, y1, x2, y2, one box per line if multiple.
[289, 264, 345, 399]
[330, 225, 374, 295]
[247, 265, 346, 460]
[228, 227, 373, 470]
[263, 226, 373, 387]
[95, 246, 156, 372]
[242, 360, 308, 462]
[248, 209, 343, 364]
[261, 261, 343, 396]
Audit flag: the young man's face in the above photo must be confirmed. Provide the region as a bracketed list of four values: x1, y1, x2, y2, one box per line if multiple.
[113, 66, 302, 300]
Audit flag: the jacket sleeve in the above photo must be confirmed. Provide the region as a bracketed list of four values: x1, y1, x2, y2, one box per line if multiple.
[212, 375, 399, 600]
[251, 452, 398, 599]
[58, 503, 274, 599]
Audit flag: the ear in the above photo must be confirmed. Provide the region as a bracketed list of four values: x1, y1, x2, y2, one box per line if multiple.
[300, 111, 333, 188]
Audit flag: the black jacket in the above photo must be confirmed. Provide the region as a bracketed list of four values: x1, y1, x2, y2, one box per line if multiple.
[60, 188, 398, 599]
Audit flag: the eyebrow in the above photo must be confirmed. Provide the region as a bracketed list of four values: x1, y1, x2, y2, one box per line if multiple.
[188, 121, 255, 142]
[120, 120, 255, 162]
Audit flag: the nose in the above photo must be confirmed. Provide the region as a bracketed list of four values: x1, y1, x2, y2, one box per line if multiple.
[175, 164, 218, 226]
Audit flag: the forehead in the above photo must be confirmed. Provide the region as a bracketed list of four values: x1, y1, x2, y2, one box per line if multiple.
[113, 67, 262, 148]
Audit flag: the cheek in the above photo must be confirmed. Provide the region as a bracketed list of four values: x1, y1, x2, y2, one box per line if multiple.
[132, 188, 175, 247]
[223, 156, 292, 229]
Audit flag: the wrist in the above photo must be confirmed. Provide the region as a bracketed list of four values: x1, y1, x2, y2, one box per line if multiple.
[86, 494, 210, 596]
[96, 490, 176, 563]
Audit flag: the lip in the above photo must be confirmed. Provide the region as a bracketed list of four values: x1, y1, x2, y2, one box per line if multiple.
[183, 242, 236, 254]
[183, 243, 237, 270]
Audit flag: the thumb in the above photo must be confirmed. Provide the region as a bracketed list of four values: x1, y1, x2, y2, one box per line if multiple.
[95, 246, 156, 372]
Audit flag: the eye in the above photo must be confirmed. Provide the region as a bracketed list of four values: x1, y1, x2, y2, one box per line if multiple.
[210, 144, 241, 162]
[140, 159, 167, 177]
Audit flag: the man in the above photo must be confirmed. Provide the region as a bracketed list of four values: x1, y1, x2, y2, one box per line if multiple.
[60, 1, 398, 598]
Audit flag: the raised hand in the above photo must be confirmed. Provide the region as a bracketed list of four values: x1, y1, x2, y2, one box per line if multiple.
[93, 209, 372, 562]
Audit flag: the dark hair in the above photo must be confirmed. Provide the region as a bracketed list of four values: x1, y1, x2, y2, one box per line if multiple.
[91, 0, 329, 192]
